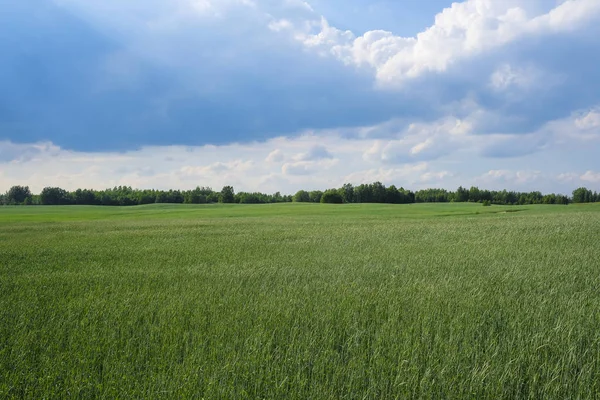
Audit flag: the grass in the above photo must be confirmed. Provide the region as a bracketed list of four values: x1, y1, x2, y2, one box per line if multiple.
[1, 202, 600, 398]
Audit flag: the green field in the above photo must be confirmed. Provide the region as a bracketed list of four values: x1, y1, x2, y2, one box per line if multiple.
[1, 203, 600, 398]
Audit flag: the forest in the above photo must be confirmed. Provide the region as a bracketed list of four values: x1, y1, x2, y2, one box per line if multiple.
[1, 184, 597, 206]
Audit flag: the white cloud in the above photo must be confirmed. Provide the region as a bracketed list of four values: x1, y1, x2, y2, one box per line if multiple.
[477, 169, 544, 186]
[580, 170, 600, 183]
[265, 149, 284, 163]
[546, 107, 600, 142]
[342, 163, 430, 186]
[268, 18, 292, 32]
[489, 64, 540, 91]
[281, 0, 600, 86]
[557, 172, 579, 183]
[282, 158, 338, 176]
[0, 127, 456, 194]
[293, 145, 334, 161]
[363, 118, 473, 164]
[575, 109, 600, 130]
[283, 0, 313, 12]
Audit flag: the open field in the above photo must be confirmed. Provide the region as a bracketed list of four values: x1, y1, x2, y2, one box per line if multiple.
[1, 203, 600, 398]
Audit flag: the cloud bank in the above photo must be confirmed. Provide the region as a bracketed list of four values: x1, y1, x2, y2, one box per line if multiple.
[1, 0, 599, 193]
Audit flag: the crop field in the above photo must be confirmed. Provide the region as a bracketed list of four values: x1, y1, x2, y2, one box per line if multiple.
[1, 203, 600, 399]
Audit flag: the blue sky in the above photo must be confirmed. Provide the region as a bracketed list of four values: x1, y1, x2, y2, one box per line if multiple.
[1, 0, 600, 194]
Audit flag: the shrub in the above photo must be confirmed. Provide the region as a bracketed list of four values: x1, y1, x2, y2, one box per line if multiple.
[482, 200, 491, 207]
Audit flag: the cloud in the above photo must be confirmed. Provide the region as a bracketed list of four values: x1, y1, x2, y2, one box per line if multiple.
[478, 169, 544, 185]
[2, 0, 431, 151]
[2, 0, 600, 194]
[575, 109, 600, 130]
[363, 117, 473, 164]
[282, 160, 336, 176]
[0, 142, 61, 163]
[580, 171, 600, 183]
[289, 0, 600, 86]
[293, 145, 334, 161]
[265, 149, 284, 163]
[489, 64, 539, 91]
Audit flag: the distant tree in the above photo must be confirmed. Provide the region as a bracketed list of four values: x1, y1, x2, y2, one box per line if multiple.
[455, 186, 470, 202]
[321, 190, 344, 204]
[207, 192, 220, 203]
[6, 185, 32, 205]
[469, 186, 481, 202]
[272, 192, 283, 203]
[309, 190, 323, 203]
[572, 187, 591, 204]
[340, 183, 354, 204]
[371, 182, 387, 203]
[542, 194, 556, 204]
[416, 188, 449, 203]
[353, 184, 371, 203]
[40, 187, 70, 205]
[73, 189, 97, 205]
[219, 186, 235, 203]
[184, 188, 208, 204]
[293, 190, 310, 203]
[386, 185, 401, 204]
[138, 190, 156, 205]
[155, 192, 169, 204]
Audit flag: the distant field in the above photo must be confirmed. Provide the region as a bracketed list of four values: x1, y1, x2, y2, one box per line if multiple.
[1, 203, 600, 398]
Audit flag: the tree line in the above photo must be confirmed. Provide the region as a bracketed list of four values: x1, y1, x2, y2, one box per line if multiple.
[1, 183, 598, 206]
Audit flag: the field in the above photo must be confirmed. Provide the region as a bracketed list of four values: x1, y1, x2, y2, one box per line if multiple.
[1, 203, 600, 398]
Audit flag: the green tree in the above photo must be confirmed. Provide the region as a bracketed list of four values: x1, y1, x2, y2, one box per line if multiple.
[219, 186, 235, 203]
[6, 185, 32, 205]
[309, 190, 323, 203]
[40, 187, 70, 205]
[371, 182, 387, 203]
[293, 190, 310, 202]
[469, 186, 481, 202]
[341, 183, 354, 203]
[321, 190, 344, 204]
[455, 186, 469, 202]
[572, 187, 591, 204]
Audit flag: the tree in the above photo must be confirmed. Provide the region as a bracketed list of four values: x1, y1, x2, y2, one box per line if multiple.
[6, 186, 32, 205]
[184, 188, 207, 204]
[572, 187, 591, 204]
[219, 186, 235, 203]
[293, 190, 310, 202]
[309, 190, 323, 203]
[321, 190, 344, 204]
[371, 182, 387, 203]
[386, 185, 401, 204]
[341, 183, 354, 204]
[454, 186, 470, 202]
[73, 189, 97, 205]
[40, 187, 70, 205]
[469, 186, 481, 202]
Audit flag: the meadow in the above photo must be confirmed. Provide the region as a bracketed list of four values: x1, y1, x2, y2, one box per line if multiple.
[1, 202, 600, 399]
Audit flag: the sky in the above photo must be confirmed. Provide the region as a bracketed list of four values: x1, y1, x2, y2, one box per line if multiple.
[1, 0, 600, 195]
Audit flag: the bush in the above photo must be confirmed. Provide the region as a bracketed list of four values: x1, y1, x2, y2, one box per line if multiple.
[482, 200, 491, 207]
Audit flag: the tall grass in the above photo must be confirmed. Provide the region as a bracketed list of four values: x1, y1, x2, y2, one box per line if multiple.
[1, 203, 600, 398]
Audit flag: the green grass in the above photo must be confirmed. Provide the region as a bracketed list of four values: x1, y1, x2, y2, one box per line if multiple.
[1, 203, 600, 399]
